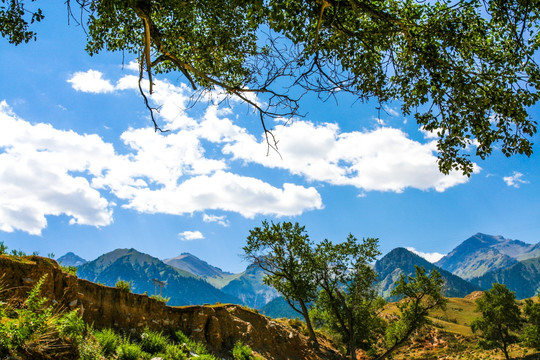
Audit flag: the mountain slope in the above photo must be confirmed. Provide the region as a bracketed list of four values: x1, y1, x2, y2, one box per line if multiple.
[57, 252, 87, 267]
[517, 243, 540, 261]
[260, 296, 304, 319]
[164, 253, 278, 309]
[435, 233, 537, 280]
[77, 248, 240, 306]
[375, 247, 479, 300]
[164, 253, 232, 278]
[470, 257, 540, 299]
[220, 263, 279, 309]
[437, 247, 516, 280]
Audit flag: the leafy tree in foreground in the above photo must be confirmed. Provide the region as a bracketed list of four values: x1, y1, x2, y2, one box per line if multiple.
[379, 266, 447, 360]
[2, 0, 539, 174]
[522, 295, 540, 350]
[311, 235, 385, 359]
[471, 283, 522, 360]
[243, 221, 319, 345]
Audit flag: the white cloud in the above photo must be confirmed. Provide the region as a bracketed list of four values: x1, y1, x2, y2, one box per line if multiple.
[384, 105, 400, 117]
[68, 70, 115, 93]
[203, 214, 229, 227]
[118, 171, 322, 218]
[0, 101, 113, 235]
[373, 117, 386, 126]
[0, 75, 326, 235]
[503, 171, 529, 188]
[224, 121, 475, 193]
[73, 71, 474, 194]
[406, 247, 445, 263]
[0, 68, 479, 236]
[178, 230, 204, 241]
[124, 60, 140, 72]
[419, 127, 440, 140]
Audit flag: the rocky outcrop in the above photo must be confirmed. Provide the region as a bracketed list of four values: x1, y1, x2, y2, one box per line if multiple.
[0, 255, 342, 360]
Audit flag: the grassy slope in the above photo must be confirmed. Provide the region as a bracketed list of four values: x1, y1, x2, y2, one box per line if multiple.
[382, 294, 540, 360]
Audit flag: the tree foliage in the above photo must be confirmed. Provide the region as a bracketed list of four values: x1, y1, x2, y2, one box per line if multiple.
[2, 0, 539, 174]
[0, 0, 43, 45]
[471, 283, 522, 360]
[243, 221, 319, 344]
[522, 295, 540, 350]
[379, 266, 447, 360]
[245, 222, 448, 359]
[311, 235, 384, 359]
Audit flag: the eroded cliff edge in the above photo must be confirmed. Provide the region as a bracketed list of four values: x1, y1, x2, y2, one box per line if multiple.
[0, 255, 342, 360]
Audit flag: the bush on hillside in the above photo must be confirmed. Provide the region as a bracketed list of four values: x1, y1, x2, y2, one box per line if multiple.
[115, 280, 132, 292]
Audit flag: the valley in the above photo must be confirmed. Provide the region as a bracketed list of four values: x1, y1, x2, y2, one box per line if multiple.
[3, 232, 540, 359]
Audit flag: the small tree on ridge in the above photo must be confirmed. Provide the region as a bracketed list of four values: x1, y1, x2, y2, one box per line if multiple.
[471, 283, 522, 360]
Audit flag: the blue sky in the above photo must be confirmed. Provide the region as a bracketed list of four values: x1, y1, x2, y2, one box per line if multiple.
[0, 3, 539, 273]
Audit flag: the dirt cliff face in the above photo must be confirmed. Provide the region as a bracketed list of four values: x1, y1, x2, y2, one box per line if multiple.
[0, 255, 342, 360]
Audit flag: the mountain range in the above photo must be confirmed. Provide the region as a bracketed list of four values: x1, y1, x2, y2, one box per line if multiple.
[374, 247, 480, 300]
[57, 252, 87, 267]
[435, 233, 540, 279]
[77, 248, 240, 306]
[163, 253, 278, 309]
[64, 232, 540, 319]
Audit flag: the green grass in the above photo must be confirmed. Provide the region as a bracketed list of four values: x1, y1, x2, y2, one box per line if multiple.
[379, 295, 540, 360]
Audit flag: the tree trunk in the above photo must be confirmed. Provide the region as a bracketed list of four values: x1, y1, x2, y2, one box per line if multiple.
[501, 342, 510, 360]
[348, 312, 356, 360]
[300, 300, 319, 347]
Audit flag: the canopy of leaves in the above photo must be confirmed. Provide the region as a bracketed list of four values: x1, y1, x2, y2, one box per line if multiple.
[2, 0, 540, 174]
[0, 0, 43, 44]
[243, 221, 319, 343]
[471, 283, 522, 360]
[381, 266, 447, 359]
[523, 295, 540, 349]
[311, 235, 384, 355]
[244, 221, 318, 308]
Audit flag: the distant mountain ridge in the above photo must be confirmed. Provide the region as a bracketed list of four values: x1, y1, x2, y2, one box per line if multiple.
[57, 252, 87, 267]
[62, 232, 540, 318]
[436, 233, 539, 280]
[77, 248, 240, 306]
[164, 253, 232, 278]
[471, 257, 540, 299]
[375, 247, 480, 300]
[164, 253, 279, 309]
[220, 263, 279, 309]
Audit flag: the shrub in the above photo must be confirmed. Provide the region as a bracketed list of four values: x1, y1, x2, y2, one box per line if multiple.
[0, 241, 7, 255]
[10, 249, 26, 257]
[198, 354, 218, 360]
[140, 328, 169, 354]
[60, 265, 78, 276]
[58, 310, 86, 341]
[149, 294, 170, 304]
[164, 343, 187, 360]
[0, 275, 68, 357]
[117, 341, 146, 360]
[78, 335, 102, 360]
[174, 330, 190, 344]
[115, 280, 132, 292]
[189, 341, 210, 355]
[94, 328, 120, 357]
[232, 341, 254, 360]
